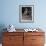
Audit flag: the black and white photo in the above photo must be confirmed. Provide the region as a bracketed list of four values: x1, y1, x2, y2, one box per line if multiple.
[19, 5, 34, 23]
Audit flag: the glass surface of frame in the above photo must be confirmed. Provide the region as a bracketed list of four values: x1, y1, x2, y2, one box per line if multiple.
[19, 5, 34, 23]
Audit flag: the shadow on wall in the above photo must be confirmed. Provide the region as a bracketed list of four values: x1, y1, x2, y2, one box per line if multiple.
[0, 24, 7, 43]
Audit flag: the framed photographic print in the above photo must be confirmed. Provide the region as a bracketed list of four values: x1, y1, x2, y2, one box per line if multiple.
[19, 5, 34, 23]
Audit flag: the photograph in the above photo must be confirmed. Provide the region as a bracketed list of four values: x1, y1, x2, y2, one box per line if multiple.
[19, 5, 34, 23]
[0, 0, 45, 46]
